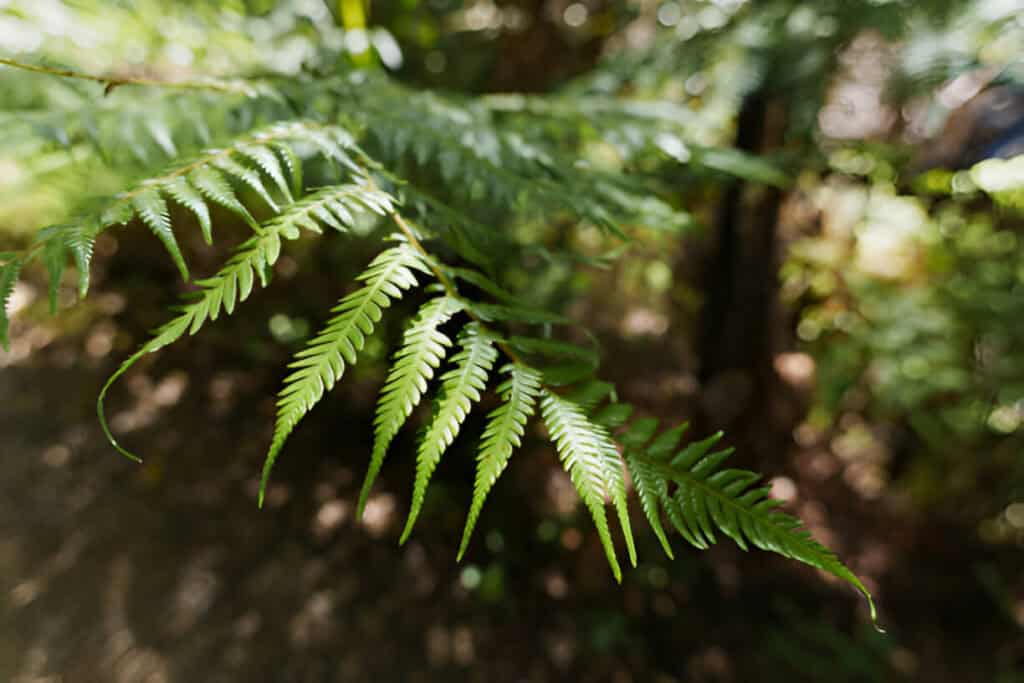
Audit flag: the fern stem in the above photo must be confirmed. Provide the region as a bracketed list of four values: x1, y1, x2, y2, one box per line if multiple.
[0, 58, 260, 95]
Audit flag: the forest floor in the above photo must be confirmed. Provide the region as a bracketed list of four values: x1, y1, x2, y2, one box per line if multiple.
[0, 283, 1021, 683]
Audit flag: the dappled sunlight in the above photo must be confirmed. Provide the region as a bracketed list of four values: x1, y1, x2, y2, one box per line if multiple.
[1, 0, 1022, 680]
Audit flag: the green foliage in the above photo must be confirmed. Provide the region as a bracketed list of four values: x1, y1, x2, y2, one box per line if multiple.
[541, 389, 636, 581]
[620, 420, 877, 621]
[458, 362, 542, 560]
[401, 323, 498, 542]
[96, 182, 398, 461]
[0, 255, 22, 351]
[263, 241, 428, 504]
[359, 294, 463, 516]
[0, 19, 878, 620]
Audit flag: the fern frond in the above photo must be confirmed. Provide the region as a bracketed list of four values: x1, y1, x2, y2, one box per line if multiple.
[239, 144, 293, 203]
[164, 176, 213, 245]
[262, 243, 429, 505]
[626, 426, 878, 622]
[132, 186, 190, 281]
[401, 323, 498, 543]
[32, 122, 357, 297]
[0, 256, 23, 352]
[95, 183, 398, 462]
[357, 295, 464, 517]
[540, 389, 636, 582]
[457, 362, 542, 560]
[619, 421, 677, 559]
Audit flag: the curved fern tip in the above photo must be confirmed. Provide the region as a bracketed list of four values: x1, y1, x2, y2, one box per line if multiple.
[864, 590, 882, 631]
[97, 382, 142, 463]
[258, 462, 274, 510]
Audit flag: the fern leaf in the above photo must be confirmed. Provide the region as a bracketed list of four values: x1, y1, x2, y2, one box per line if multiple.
[356, 295, 464, 517]
[97, 184, 395, 462]
[263, 244, 429, 506]
[188, 166, 259, 230]
[623, 451, 675, 559]
[164, 175, 213, 245]
[274, 142, 303, 197]
[25, 121, 359, 294]
[132, 186, 190, 281]
[401, 323, 498, 543]
[457, 362, 542, 560]
[0, 257, 22, 351]
[64, 222, 98, 299]
[634, 431, 878, 622]
[239, 144, 293, 202]
[468, 302, 570, 325]
[96, 231, 283, 461]
[508, 336, 599, 366]
[213, 155, 279, 212]
[541, 389, 635, 582]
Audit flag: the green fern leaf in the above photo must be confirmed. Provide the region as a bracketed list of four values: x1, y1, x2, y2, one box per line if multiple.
[401, 323, 498, 543]
[623, 450, 675, 559]
[132, 186, 190, 281]
[239, 144, 293, 203]
[188, 166, 259, 230]
[96, 230, 284, 461]
[457, 362, 542, 560]
[213, 155, 279, 212]
[97, 185, 394, 463]
[263, 244, 429, 505]
[65, 223, 98, 299]
[0, 257, 22, 351]
[164, 175, 213, 245]
[508, 336, 599, 366]
[635, 430, 878, 622]
[274, 142, 303, 198]
[541, 389, 635, 582]
[468, 302, 570, 325]
[357, 295, 464, 517]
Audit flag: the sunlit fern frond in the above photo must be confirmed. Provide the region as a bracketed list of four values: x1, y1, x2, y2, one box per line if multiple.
[457, 362, 542, 560]
[357, 294, 464, 517]
[261, 242, 430, 504]
[401, 322, 498, 542]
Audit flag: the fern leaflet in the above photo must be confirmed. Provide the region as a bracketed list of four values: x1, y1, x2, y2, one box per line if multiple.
[357, 295, 464, 517]
[262, 242, 429, 505]
[401, 323, 498, 543]
[0, 256, 23, 351]
[132, 186, 190, 281]
[540, 389, 635, 582]
[457, 362, 542, 560]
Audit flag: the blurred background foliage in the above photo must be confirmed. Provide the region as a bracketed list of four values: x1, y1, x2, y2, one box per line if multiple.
[1, 0, 1023, 681]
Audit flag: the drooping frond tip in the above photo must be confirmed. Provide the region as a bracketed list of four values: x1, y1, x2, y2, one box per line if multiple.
[618, 419, 880, 627]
